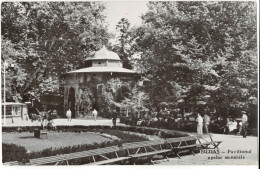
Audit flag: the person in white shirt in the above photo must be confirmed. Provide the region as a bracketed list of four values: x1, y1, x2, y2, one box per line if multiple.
[66, 109, 72, 121]
[203, 113, 211, 133]
[241, 111, 248, 138]
[229, 118, 238, 133]
[196, 113, 203, 134]
[92, 109, 98, 121]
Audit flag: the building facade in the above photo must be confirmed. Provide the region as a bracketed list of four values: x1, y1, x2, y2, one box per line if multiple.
[63, 46, 139, 118]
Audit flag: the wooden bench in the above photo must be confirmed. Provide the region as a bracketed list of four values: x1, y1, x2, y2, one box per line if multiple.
[4, 161, 20, 166]
[196, 133, 222, 149]
[88, 157, 131, 165]
[165, 136, 199, 158]
[40, 130, 48, 139]
[85, 146, 130, 165]
[122, 139, 171, 164]
[28, 145, 126, 165]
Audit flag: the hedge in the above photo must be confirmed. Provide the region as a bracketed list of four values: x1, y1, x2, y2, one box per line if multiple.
[120, 118, 259, 136]
[27, 128, 149, 160]
[120, 116, 196, 132]
[2, 143, 30, 163]
[2, 125, 187, 138]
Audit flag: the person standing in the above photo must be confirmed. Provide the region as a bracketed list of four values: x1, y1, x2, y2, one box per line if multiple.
[66, 109, 72, 121]
[241, 111, 248, 138]
[196, 113, 203, 134]
[92, 109, 97, 121]
[112, 110, 118, 127]
[203, 113, 211, 133]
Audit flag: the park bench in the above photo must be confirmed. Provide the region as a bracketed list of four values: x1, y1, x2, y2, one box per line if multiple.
[27, 145, 128, 165]
[196, 133, 222, 149]
[34, 129, 48, 139]
[122, 139, 171, 164]
[4, 161, 20, 166]
[165, 136, 199, 158]
[85, 146, 131, 165]
[40, 130, 48, 139]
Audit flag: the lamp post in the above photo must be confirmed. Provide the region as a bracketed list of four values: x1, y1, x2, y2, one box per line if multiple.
[3, 61, 7, 126]
[3, 61, 14, 126]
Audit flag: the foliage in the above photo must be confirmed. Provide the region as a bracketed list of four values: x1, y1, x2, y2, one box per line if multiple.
[121, 86, 150, 113]
[1, 2, 257, 129]
[112, 18, 133, 69]
[131, 1, 257, 123]
[116, 125, 186, 138]
[98, 78, 149, 117]
[1, 2, 111, 102]
[79, 87, 94, 116]
[2, 143, 30, 163]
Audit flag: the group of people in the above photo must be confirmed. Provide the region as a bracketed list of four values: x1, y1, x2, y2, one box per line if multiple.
[66, 108, 118, 127]
[67, 108, 249, 138]
[66, 108, 98, 121]
[196, 111, 249, 138]
[196, 112, 211, 134]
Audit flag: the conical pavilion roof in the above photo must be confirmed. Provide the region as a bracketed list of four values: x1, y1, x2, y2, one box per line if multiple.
[85, 46, 121, 61]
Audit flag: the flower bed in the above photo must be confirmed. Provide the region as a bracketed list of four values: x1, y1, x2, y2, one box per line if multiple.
[2, 125, 188, 164]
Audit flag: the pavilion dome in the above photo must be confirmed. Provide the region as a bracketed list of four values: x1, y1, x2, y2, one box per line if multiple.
[85, 46, 121, 61]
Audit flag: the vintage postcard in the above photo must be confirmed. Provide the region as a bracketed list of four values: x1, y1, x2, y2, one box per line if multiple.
[1, 0, 258, 167]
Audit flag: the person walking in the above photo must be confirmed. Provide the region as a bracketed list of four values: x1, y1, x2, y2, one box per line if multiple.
[196, 113, 203, 134]
[203, 113, 211, 133]
[92, 109, 97, 121]
[66, 109, 72, 121]
[241, 111, 248, 138]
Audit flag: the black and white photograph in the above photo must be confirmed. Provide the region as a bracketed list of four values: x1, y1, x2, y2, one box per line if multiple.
[1, 0, 258, 166]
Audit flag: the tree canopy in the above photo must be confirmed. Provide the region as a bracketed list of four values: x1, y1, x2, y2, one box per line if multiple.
[1, 2, 257, 126]
[130, 1, 257, 120]
[1, 2, 111, 101]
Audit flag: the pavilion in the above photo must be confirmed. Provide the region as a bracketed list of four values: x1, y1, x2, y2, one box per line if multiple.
[63, 46, 139, 118]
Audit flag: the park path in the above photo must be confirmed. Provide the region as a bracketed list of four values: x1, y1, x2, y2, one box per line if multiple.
[2, 118, 122, 127]
[129, 125, 258, 165]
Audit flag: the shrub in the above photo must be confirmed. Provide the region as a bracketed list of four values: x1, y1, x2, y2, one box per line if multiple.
[31, 114, 38, 121]
[47, 113, 58, 121]
[117, 125, 186, 138]
[120, 117, 132, 125]
[120, 116, 202, 133]
[2, 143, 30, 163]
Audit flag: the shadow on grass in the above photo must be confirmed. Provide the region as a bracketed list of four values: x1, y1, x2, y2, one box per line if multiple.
[19, 136, 36, 139]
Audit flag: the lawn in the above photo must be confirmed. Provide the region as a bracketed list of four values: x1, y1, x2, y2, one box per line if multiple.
[2, 132, 115, 152]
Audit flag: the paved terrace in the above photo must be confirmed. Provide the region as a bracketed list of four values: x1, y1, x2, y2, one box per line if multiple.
[159, 134, 258, 165]
[2, 118, 258, 165]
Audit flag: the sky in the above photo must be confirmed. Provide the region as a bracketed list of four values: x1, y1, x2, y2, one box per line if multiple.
[104, 1, 149, 33]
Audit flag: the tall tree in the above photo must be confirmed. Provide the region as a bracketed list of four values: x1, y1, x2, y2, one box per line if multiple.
[1, 2, 111, 102]
[133, 1, 257, 120]
[113, 18, 133, 69]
